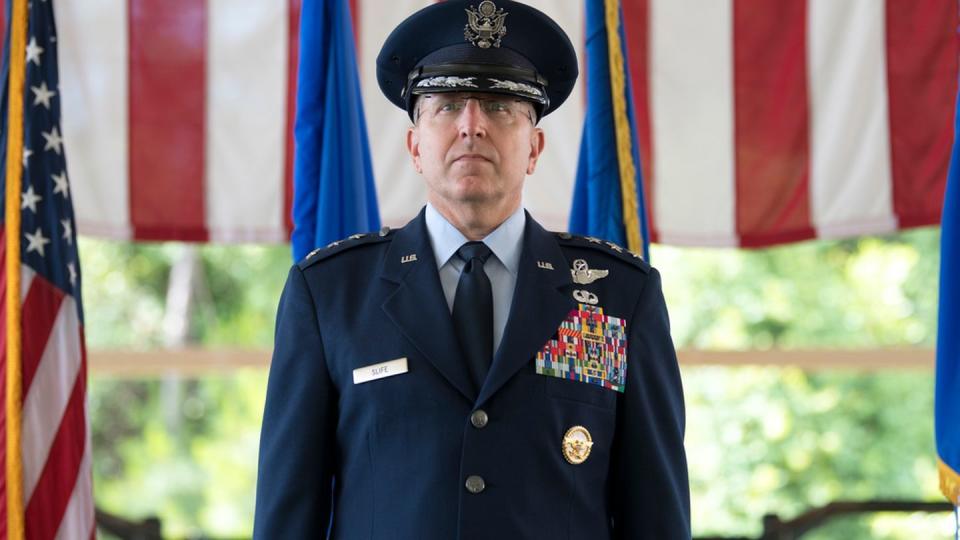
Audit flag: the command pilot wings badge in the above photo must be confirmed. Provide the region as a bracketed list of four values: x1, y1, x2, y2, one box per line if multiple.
[571, 259, 609, 285]
[465, 1, 508, 49]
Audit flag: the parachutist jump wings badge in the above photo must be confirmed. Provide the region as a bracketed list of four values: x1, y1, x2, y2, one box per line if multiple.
[465, 1, 508, 49]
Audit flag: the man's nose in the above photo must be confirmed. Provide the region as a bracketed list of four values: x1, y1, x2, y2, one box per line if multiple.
[457, 99, 487, 138]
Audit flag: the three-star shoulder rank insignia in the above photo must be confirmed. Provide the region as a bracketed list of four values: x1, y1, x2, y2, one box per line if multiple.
[298, 228, 394, 270]
[571, 259, 608, 285]
[553, 232, 649, 272]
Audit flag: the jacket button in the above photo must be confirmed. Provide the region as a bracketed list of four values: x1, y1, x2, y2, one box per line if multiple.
[470, 409, 488, 428]
[465, 475, 486, 494]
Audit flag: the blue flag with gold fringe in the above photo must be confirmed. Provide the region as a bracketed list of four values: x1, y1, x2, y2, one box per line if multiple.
[937, 83, 960, 509]
[569, 0, 649, 261]
[291, 0, 380, 262]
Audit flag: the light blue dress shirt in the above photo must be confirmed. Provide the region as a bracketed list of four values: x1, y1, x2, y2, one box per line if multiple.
[424, 203, 525, 354]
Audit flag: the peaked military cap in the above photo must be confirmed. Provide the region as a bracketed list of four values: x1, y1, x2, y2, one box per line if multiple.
[376, 0, 578, 122]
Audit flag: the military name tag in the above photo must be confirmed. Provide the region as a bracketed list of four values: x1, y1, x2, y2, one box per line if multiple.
[353, 358, 408, 384]
[535, 304, 627, 392]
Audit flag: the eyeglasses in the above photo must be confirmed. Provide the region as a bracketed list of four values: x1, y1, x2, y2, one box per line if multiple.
[416, 94, 535, 125]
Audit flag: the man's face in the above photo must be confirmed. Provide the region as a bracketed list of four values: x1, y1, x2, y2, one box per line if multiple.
[407, 92, 545, 211]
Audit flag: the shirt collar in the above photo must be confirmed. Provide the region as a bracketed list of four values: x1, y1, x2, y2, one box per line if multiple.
[425, 202, 525, 276]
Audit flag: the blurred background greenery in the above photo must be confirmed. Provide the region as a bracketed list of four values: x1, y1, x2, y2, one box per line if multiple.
[80, 226, 954, 538]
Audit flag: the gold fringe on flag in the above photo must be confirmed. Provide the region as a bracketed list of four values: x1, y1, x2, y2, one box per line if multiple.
[940, 457, 960, 505]
[4, 0, 29, 538]
[603, 0, 643, 256]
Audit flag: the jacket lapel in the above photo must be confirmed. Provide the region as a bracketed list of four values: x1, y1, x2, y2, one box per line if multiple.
[380, 209, 477, 403]
[477, 215, 575, 406]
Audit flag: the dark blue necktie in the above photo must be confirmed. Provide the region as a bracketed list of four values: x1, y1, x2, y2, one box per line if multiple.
[452, 241, 494, 392]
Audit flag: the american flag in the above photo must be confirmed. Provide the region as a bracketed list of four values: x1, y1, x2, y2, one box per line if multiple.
[18, 0, 952, 248]
[1, 0, 94, 538]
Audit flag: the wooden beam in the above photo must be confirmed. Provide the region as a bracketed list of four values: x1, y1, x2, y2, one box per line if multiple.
[87, 348, 937, 377]
[677, 348, 935, 370]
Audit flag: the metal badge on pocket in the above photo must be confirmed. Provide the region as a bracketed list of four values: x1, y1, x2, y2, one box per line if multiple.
[534, 304, 627, 392]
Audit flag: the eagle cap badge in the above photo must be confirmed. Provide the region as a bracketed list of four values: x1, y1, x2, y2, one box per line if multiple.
[562, 425, 594, 465]
[465, 1, 508, 49]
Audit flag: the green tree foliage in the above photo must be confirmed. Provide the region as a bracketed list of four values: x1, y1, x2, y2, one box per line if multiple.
[81, 229, 954, 538]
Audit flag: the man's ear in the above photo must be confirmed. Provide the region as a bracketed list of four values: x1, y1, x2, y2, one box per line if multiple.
[527, 128, 546, 175]
[407, 126, 422, 174]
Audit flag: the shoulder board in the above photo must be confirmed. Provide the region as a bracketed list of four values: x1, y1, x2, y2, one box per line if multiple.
[552, 232, 650, 273]
[298, 227, 394, 270]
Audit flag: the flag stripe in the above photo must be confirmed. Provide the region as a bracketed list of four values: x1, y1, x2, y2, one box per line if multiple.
[650, 0, 736, 246]
[20, 266, 34, 304]
[360, 0, 429, 229]
[283, 0, 302, 238]
[23, 337, 85, 540]
[808, 0, 896, 239]
[522, 0, 584, 228]
[733, 0, 813, 247]
[45, 0, 959, 246]
[885, 0, 957, 228]
[53, 429, 92, 540]
[205, 0, 288, 243]
[8, 0, 94, 536]
[21, 295, 82, 503]
[127, 0, 209, 241]
[622, 0, 654, 242]
[54, 0, 131, 240]
[20, 274, 65, 399]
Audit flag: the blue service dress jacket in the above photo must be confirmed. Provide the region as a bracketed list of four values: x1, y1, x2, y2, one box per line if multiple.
[254, 209, 690, 539]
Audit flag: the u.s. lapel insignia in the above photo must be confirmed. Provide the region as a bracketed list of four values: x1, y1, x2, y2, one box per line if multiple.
[401, 253, 418, 264]
[537, 261, 554, 270]
[573, 290, 598, 305]
[535, 304, 628, 392]
[571, 259, 609, 285]
[562, 425, 593, 465]
[464, 1, 508, 49]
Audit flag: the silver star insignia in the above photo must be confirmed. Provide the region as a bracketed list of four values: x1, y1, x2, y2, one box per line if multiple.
[605, 241, 624, 253]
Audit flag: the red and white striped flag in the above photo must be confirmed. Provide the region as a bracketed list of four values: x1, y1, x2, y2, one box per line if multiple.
[47, 0, 957, 245]
[1, 0, 94, 538]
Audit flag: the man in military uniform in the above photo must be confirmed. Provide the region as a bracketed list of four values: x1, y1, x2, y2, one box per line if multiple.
[254, 1, 690, 538]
